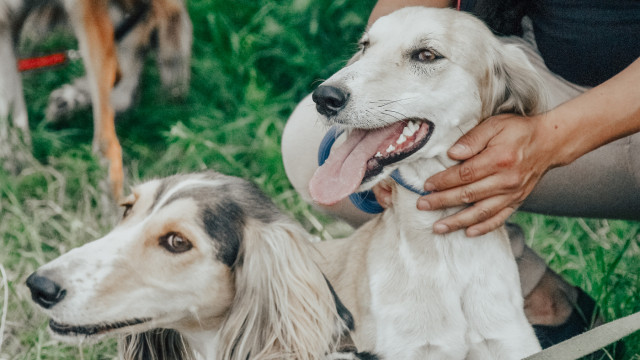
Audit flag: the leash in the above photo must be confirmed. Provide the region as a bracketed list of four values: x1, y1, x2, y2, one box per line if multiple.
[17, 50, 80, 72]
[317, 126, 430, 214]
[17, 0, 150, 72]
[526, 311, 640, 359]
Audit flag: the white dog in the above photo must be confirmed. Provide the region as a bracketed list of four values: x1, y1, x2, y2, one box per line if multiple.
[309, 7, 544, 359]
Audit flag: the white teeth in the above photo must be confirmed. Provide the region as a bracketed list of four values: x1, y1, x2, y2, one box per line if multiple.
[384, 121, 421, 155]
[403, 120, 420, 137]
[375, 152, 383, 158]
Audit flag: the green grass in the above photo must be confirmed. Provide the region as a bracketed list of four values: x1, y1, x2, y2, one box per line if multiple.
[1, 0, 638, 358]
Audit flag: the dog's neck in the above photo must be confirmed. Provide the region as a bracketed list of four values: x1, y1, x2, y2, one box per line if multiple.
[387, 154, 465, 233]
[178, 317, 228, 360]
[181, 328, 219, 359]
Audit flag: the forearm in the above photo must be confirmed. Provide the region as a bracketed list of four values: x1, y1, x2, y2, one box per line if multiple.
[541, 57, 640, 167]
[368, 0, 453, 27]
[419, 58, 640, 235]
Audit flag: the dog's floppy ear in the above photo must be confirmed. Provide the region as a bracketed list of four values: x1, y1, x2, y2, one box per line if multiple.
[217, 219, 348, 360]
[482, 43, 546, 118]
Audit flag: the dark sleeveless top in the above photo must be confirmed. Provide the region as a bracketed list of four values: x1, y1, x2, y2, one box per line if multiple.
[460, 0, 640, 87]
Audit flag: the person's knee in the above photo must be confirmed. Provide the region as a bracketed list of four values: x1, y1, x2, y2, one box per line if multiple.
[282, 94, 320, 202]
[507, 223, 548, 297]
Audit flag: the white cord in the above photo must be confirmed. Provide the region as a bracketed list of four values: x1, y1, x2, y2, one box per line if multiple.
[0, 264, 9, 356]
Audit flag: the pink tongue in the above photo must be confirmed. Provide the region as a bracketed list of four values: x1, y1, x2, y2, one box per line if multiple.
[310, 124, 403, 205]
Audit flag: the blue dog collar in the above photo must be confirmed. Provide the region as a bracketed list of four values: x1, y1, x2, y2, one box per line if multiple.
[317, 126, 430, 214]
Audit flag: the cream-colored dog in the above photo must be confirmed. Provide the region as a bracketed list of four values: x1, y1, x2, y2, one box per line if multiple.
[309, 7, 544, 359]
[26, 172, 377, 360]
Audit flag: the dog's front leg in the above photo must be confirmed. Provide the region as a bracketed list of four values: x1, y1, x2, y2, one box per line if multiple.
[0, 22, 33, 174]
[110, 25, 147, 114]
[154, 0, 192, 98]
[0, 26, 29, 144]
[64, 0, 123, 200]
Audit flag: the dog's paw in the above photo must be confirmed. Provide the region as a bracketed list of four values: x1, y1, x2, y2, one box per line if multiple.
[46, 83, 91, 122]
[158, 55, 190, 99]
[110, 85, 136, 113]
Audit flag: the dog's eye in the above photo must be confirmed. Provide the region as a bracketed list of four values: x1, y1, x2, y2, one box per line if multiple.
[412, 49, 442, 62]
[161, 233, 193, 254]
[121, 204, 133, 218]
[358, 39, 370, 53]
[119, 193, 136, 219]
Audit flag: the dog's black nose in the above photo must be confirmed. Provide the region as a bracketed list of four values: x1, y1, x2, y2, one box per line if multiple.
[26, 273, 66, 309]
[312, 85, 349, 116]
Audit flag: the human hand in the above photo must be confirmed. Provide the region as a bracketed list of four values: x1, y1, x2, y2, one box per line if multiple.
[371, 178, 395, 209]
[417, 114, 559, 237]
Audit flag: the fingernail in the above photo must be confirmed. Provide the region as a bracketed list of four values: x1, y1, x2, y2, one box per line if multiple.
[449, 143, 468, 157]
[433, 223, 449, 234]
[467, 228, 480, 237]
[418, 198, 431, 210]
[424, 182, 436, 192]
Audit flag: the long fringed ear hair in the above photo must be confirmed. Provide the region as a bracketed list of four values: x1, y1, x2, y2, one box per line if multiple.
[118, 328, 194, 360]
[481, 41, 547, 119]
[217, 218, 348, 360]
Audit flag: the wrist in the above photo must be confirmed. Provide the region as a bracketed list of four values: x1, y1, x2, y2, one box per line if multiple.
[532, 113, 579, 168]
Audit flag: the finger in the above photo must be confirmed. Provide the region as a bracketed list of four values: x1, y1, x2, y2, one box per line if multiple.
[372, 179, 394, 209]
[419, 173, 520, 211]
[465, 207, 516, 237]
[425, 146, 513, 191]
[448, 116, 504, 160]
[431, 195, 516, 234]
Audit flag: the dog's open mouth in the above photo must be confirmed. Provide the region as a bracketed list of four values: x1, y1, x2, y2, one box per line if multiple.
[49, 317, 149, 337]
[310, 118, 433, 205]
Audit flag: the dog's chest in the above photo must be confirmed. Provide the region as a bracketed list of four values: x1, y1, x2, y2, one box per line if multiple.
[364, 230, 472, 358]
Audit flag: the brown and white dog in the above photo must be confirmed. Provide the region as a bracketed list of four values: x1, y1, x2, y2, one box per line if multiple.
[308, 7, 545, 359]
[0, 0, 192, 199]
[26, 172, 378, 360]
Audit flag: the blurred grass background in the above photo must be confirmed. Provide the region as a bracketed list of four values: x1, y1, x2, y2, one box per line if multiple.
[0, 0, 638, 358]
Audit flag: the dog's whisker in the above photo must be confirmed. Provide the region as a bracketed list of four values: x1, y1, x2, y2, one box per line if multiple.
[375, 97, 416, 108]
[379, 110, 404, 122]
[382, 109, 407, 118]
